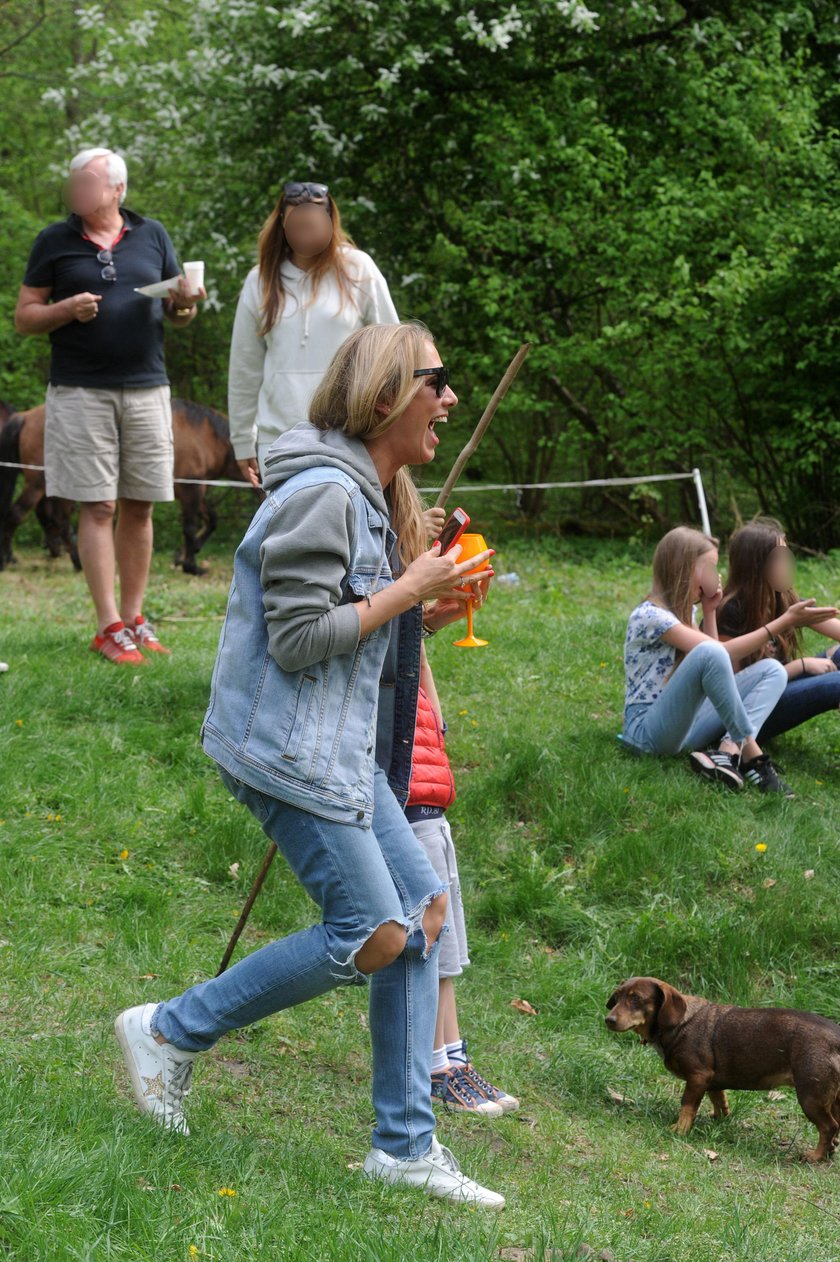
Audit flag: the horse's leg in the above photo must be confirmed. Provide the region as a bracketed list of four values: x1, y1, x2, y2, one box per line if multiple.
[4, 474, 45, 564]
[176, 484, 204, 575]
[37, 497, 71, 560]
[60, 498, 81, 570]
[194, 495, 217, 555]
[0, 472, 17, 568]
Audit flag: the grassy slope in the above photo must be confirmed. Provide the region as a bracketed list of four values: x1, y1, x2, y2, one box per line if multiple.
[3, 504, 840, 1261]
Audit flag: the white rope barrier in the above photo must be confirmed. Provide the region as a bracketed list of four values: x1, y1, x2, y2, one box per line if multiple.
[0, 461, 712, 533]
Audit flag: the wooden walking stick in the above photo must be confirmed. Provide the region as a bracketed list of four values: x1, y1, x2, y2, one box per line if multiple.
[216, 840, 277, 976]
[434, 342, 531, 511]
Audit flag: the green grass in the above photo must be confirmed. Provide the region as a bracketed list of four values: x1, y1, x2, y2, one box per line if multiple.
[4, 503, 840, 1260]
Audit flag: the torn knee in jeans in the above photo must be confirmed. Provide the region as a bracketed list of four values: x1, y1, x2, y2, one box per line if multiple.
[353, 920, 408, 975]
[421, 890, 448, 954]
[337, 886, 449, 979]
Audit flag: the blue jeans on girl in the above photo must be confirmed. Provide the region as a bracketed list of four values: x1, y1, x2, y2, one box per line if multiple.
[623, 639, 787, 754]
[759, 645, 840, 742]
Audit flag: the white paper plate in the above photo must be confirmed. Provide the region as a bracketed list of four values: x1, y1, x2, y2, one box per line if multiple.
[134, 276, 183, 298]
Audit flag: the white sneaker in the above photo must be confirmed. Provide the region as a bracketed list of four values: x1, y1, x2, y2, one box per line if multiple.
[115, 1003, 197, 1135]
[363, 1135, 505, 1209]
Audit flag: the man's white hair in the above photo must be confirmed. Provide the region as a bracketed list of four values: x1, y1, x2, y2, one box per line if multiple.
[69, 148, 128, 204]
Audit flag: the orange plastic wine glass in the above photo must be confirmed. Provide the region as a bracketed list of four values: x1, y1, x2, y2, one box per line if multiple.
[453, 532, 490, 648]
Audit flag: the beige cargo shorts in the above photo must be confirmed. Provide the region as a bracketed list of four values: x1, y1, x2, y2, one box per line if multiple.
[44, 384, 174, 502]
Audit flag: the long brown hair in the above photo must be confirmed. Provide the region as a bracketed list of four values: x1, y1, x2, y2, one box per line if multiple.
[720, 516, 800, 664]
[649, 525, 720, 627]
[256, 188, 357, 336]
[308, 322, 429, 568]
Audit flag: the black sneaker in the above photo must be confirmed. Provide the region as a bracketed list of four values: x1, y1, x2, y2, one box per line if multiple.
[689, 748, 745, 790]
[740, 754, 794, 798]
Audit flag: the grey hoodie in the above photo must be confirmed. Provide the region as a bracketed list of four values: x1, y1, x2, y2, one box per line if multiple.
[259, 422, 390, 673]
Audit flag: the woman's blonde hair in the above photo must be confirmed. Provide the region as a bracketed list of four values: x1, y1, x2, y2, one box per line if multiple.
[256, 188, 356, 336]
[649, 525, 719, 626]
[309, 322, 431, 568]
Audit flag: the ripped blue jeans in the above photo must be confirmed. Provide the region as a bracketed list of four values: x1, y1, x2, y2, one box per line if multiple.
[152, 764, 445, 1159]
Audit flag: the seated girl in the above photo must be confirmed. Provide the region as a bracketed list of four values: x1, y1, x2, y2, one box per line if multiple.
[622, 526, 835, 795]
[718, 516, 840, 742]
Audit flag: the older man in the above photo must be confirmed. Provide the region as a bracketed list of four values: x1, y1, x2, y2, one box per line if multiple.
[15, 147, 205, 664]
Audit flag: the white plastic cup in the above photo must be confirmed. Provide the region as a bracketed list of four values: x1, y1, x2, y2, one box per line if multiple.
[183, 260, 205, 294]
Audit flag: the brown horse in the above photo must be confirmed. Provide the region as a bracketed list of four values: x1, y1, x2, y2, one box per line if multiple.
[0, 398, 258, 574]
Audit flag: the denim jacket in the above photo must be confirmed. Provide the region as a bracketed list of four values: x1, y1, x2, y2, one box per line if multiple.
[201, 424, 421, 826]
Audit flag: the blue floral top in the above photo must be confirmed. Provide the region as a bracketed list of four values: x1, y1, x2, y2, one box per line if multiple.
[624, 600, 681, 710]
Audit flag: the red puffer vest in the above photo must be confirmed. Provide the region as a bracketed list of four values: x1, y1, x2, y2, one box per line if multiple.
[406, 686, 456, 810]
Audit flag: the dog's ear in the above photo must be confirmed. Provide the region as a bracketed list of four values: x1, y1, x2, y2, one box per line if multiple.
[652, 980, 687, 1030]
[606, 990, 619, 1011]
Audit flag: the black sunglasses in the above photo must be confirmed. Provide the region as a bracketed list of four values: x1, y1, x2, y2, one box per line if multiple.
[413, 366, 449, 397]
[283, 181, 330, 205]
[97, 248, 117, 282]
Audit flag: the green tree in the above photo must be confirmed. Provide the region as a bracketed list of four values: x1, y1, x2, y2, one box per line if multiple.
[15, 1, 840, 543]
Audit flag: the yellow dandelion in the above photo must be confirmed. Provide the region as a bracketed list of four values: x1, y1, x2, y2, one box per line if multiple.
[15, 719, 23, 728]
[119, 848, 130, 861]
[458, 709, 469, 716]
[755, 843, 767, 853]
[55, 814, 62, 822]
[188, 1248, 199, 1259]
[218, 1186, 236, 1197]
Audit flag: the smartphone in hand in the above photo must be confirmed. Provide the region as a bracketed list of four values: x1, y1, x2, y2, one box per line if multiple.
[436, 507, 470, 554]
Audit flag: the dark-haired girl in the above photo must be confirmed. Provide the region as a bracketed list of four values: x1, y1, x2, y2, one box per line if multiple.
[718, 517, 840, 741]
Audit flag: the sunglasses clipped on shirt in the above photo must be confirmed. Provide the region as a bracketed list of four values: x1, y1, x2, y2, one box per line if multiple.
[413, 365, 449, 398]
[97, 248, 117, 282]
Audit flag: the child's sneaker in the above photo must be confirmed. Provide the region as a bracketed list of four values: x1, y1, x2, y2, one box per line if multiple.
[462, 1061, 520, 1114]
[431, 1065, 503, 1116]
[741, 753, 794, 798]
[689, 748, 744, 790]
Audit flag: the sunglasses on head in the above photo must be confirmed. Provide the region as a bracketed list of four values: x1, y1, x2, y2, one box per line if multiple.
[413, 366, 449, 397]
[283, 181, 330, 206]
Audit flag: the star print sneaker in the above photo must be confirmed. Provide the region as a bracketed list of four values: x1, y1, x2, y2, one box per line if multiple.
[114, 1003, 197, 1135]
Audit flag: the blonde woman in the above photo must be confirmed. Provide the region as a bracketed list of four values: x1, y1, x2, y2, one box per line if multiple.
[621, 526, 835, 795]
[229, 180, 398, 485]
[115, 323, 503, 1209]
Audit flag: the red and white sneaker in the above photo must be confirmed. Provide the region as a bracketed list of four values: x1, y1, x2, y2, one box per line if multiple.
[90, 621, 145, 666]
[127, 615, 171, 655]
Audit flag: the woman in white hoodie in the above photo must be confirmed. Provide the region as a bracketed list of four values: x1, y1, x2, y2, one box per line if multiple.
[228, 180, 399, 485]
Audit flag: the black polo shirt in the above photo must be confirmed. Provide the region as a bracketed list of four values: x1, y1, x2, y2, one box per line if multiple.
[22, 209, 181, 388]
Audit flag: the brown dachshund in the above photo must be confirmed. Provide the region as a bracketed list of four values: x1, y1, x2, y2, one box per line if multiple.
[605, 976, 840, 1162]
